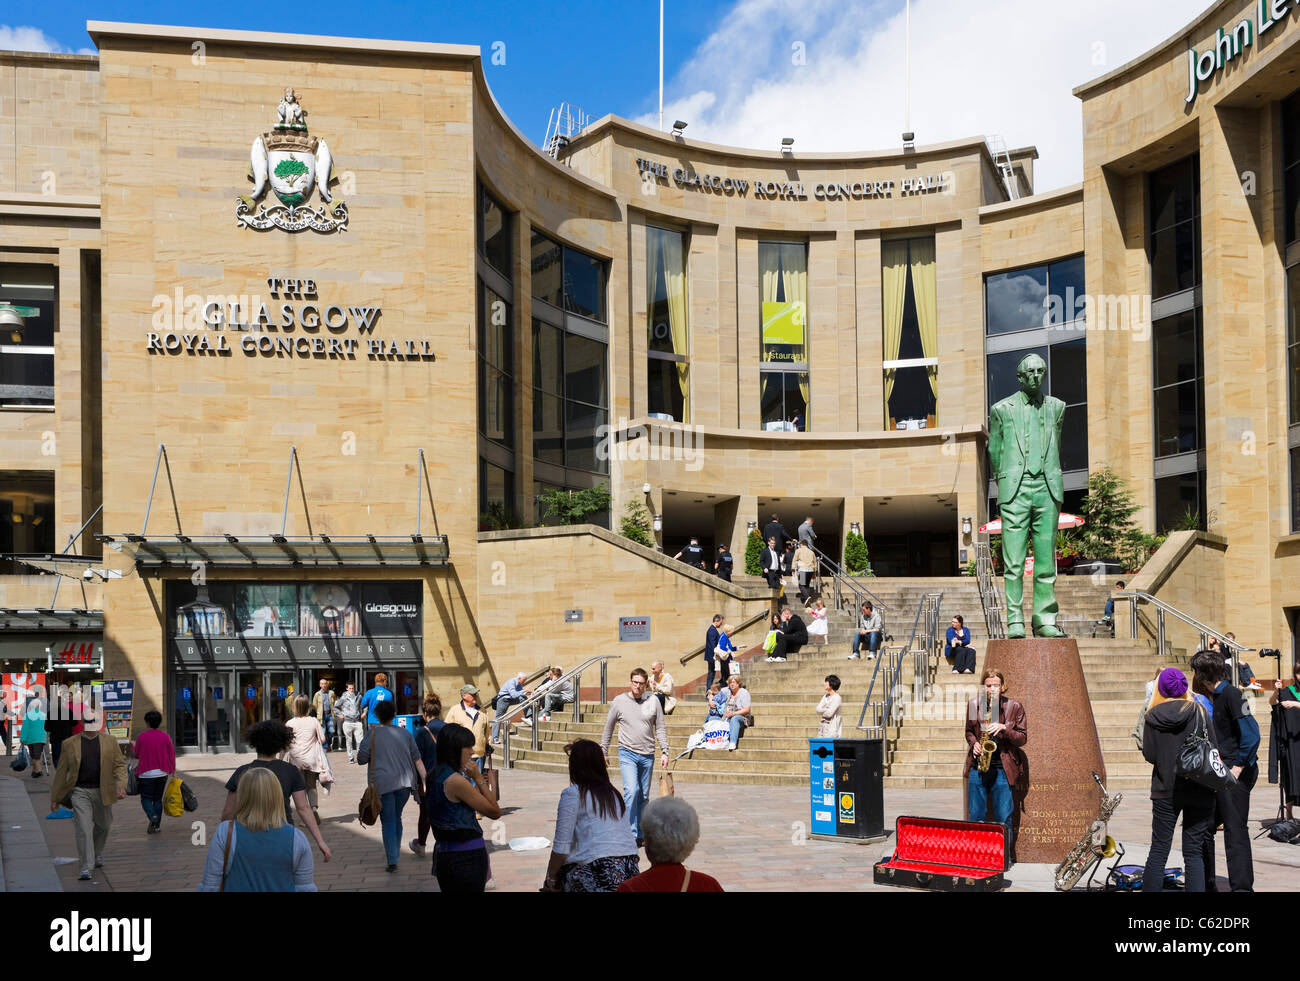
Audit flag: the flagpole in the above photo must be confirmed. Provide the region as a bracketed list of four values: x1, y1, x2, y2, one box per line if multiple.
[905, 0, 911, 135]
[659, 0, 665, 130]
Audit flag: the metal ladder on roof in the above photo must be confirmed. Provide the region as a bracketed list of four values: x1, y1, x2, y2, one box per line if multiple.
[987, 135, 1020, 200]
[543, 103, 590, 159]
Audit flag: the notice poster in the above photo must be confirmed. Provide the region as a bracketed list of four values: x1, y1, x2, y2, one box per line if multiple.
[100, 680, 134, 741]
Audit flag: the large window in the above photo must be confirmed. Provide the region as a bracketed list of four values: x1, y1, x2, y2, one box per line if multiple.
[530, 231, 608, 323]
[478, 283, 513, 450]
[480, 459, 515, 530]
[0, 472, 55, 575]
[0, 264, 56, 408]
[1148, 155, 1205, 531]
[478, 185, 511, 278]
[647, 225, 689, 422]
[1149, 156, 1200, 300]
[759, 241, 808, 430]
[985, 255, 1084, 335]
[883, 237, 938, 429]
[1288, 264, 1300, 530]
[1284, 88, 1300, 246]
[531, 319, 608, 475]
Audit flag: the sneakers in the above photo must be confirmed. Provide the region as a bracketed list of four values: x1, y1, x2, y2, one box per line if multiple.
[386, 863, 397, 873]
[540, 713, 550, 723]
[409, 839, 426, 857]
[94, 858, 104, 869]
[486, 876, 497, 890]
[146, 822, 161, 835]
[78, 871, 91, 881]
[846, 653, 860, 660]
[727, 742, 737, 751]
[1245, 683, 1263, 691]
[866, 654, 876, 660]
[951, 668, 959, 673]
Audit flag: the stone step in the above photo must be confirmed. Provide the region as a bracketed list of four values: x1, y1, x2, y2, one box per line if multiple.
[508, 758, 809, 786]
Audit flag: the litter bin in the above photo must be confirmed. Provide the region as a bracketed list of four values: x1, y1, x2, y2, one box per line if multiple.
[808, 738, 885, 841]
[393, 714, 423, 734]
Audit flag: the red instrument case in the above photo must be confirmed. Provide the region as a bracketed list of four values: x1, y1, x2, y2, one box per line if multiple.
[873, 816, 1009, 892]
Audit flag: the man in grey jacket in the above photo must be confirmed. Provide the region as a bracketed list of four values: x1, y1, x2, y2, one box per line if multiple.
[335, 682, 363, 763]
[849, 601, 883, 660]
[600, 667, 669, 846]
[798, 516, 816, 550]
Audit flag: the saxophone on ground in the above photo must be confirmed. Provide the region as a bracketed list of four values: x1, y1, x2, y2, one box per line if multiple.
[1053, 770, 1123, 891]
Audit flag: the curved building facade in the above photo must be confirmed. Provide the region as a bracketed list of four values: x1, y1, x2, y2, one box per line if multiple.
[0, 3, 1297, 740]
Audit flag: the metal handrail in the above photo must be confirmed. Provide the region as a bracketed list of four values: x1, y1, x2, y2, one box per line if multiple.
[498, 654, 620, 769]
[678, 610, 770, 667]
[975, 535, 1006, 640]
[806, 540, 888, 616]
[856, 591, 942, 738]
[1118, 591, 1254, 659]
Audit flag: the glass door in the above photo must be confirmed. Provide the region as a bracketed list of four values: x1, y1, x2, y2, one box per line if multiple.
[204, 673, 235, 752]
[268, 671, 298, 723]
[173, 672, 200, 750]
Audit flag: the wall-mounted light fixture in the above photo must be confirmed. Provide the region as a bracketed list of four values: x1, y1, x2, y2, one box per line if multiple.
[672, 120, 688, 137]
[642, 482, 652, 495]
[780, 136, 795, 155]
[849, 522, 861, 535]
[746, 520, 757, 533]
[962, 517, 972, 536]
[652, 514, 662, 532]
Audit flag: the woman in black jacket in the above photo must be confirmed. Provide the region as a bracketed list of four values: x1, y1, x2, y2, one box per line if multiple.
[1141, 667, 1216, 892]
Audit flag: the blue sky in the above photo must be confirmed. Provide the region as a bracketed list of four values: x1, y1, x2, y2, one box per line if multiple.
[6, 0, 1216, 190]
[8, 0, 722, 146]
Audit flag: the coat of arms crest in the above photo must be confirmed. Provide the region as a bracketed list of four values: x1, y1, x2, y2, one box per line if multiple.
[236, 88, 348, 232]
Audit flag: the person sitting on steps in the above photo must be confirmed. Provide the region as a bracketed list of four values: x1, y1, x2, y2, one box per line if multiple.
[849, 601, 882, 660]
[766, 606, 808, 662]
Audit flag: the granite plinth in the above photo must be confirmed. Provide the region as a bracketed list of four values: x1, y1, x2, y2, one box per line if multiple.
[968, 638, 1108, 864]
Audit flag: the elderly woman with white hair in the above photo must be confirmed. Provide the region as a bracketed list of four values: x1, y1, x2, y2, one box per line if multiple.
[617, 797, 723, 892]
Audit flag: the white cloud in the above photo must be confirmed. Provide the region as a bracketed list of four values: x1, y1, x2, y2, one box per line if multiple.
[637, 0, 1212, 192]
[0, 26, 78, 53]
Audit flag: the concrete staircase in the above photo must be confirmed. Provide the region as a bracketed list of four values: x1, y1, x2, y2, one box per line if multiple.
[506, 576, 1231, 791]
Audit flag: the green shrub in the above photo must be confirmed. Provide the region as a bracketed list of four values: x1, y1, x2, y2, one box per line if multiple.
[744, 529, 764, 576]
[538, 483, 611, 526]
[1078, 466, 1141, 560]
[843, 531, 871, 575]
[619, 499, 654, 548]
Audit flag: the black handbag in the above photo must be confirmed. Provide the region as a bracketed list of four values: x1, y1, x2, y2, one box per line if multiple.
[1175, 705, 1237, 791]
[180, 780, 199, 812]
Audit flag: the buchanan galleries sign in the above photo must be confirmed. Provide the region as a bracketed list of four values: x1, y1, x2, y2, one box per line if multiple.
[145, 274, 435, 360]
[1185, 0, 1296, 105]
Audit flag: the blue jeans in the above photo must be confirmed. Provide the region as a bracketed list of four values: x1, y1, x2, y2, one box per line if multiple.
[379, 788, 411, 866]
[852, 631, 881, 656]
[618, 750, 654, 838]
[967, 766, 1013, 830]
[727, 716, 745, 745]
[138, 776, 167, 826]
[491, 696, 524, 743]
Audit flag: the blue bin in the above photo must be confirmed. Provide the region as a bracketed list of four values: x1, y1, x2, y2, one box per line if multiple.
[809, 739, 837, 836]
[393, 714, 423, 734]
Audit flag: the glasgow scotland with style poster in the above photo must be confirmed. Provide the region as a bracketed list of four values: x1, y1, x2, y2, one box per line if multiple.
[2, 0, 1299, 960]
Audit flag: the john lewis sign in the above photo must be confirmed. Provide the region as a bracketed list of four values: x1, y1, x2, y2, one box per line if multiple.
[1185, 0, 1296, 106]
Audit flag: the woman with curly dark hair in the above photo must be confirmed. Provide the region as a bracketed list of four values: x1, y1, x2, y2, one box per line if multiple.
[541, 738, 640, 892]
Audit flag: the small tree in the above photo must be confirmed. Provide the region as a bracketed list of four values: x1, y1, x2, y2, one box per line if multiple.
[538, 483, 611, 526]
[744, 529, 764, 576]
[1078, 466, 1141, 560]
[620, 499, 654, 548]
[843, 531, 871, 575]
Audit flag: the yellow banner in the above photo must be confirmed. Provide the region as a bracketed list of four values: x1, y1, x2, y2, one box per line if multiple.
[761, 301, 805, 346]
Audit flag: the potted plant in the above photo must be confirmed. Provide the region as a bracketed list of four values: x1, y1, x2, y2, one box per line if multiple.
[1070, 466, 1139, 576]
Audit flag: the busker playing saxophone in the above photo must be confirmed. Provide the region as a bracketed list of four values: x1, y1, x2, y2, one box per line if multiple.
[965, 668, 1028, 840]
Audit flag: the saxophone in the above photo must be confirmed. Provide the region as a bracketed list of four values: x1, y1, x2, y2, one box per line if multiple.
[976, 694, 997, 773]
[1054, 771, 1123, 891]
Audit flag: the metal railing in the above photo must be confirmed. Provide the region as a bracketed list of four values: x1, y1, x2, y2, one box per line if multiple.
[806, 540, 888, 617]
[1118, 591, 1254, 659]
[498, 654, 619, 769]
[857, 591, 943, 742]
[678, 610, 770, 669]
[975, 535, 1006, 640]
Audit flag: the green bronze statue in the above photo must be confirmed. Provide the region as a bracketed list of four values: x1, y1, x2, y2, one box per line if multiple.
[988, 352, 1066, 639]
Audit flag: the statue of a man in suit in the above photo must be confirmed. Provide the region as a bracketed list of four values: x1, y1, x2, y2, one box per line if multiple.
[989, 352, 1066, 639]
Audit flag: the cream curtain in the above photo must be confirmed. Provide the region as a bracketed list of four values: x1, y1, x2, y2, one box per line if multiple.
[881, 239, 909, 425]
[660, 229, 690, 422]
[909, 238, 938, 402]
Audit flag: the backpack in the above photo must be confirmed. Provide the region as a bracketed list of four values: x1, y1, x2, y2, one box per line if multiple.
[1267, 819, 1300, 844]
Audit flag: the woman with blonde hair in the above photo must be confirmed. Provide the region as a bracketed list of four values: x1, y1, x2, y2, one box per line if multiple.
[198, 767, 317, 891]
[283, 694, 330, 826]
